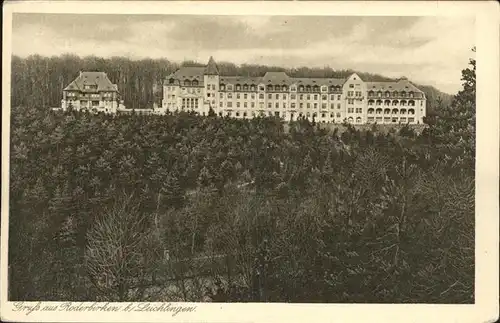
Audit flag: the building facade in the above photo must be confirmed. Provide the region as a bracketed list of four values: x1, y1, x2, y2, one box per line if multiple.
[61, 71, 125, 113]
[161, 57, 427, 124]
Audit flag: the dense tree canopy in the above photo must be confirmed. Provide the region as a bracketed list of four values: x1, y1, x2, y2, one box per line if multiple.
[8, 51, 474, 303]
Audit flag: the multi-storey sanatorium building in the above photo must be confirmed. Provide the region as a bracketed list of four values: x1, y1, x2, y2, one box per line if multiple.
[161, 57, 427, 124]
[61, 71, 125, 113]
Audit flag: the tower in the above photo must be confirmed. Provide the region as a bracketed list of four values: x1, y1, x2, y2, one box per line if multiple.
[203, 56, 220, 115]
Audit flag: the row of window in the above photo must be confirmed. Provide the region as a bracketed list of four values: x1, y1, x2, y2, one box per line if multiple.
[219, 101, 343, 110]
[219, 93, 343, 101]
[167, 86, 421, 100]
[181, 98, 199, 109]
[367, 108, 416, 115]
[368, 90, 416, 98]
[366, 116, 416, 123]
[367, 100, 417, 106]
[68, 92, 114, 98]
[219, 84, 343, 93]
[347, 108, 364, 113]
[221, 110, 343, 119]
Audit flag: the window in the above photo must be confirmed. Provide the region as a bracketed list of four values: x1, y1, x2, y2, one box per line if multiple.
[307, 95, 311, 100]
[330, 95, 334, 100]
[348, 91, 354, 97]
[275, 102, 279, 109]
[243, 112, 247, 117]
[228, 93, 233, 99]
[283, 94, 287, 99]
[268, 94, 272, 99]
[250, 85, 256, 91]
[251, 102, 255, 108]
[291, 94, 296, 100]
[291, 103, 296, 109]
[227, 85, 233, 91]
[268, 103, 272, 109]
[355, 91, 362, 97]
[330, 103, 334, 109]
[300, 94, 304, 100]
[259, 93, 264, 99]
[321, 86, 327, 92]
[212, 85, 216, 90]
[290, 86, 296, 92]
[349, 84, 354, 88]
[237, 93, 240, 99]
[300, 103, 304, 109]
[283, 103, 287, 109]
[236, 112, 240, 117]
[243, 85, 248, 91]
[251, 94, 255, 99]
[259, 86, 264, 91]
[220, 85, 225, 91]
[337, 104, 341, 109]
[356, 108, 362, 113]
[275, 94, 279, 100]
[244, 102, 247, 108]
[337, 113, 341, 118]
[348, 99, 354, 104]
[236, 84, 241, 91]
[314, 94, 318, 100]
[337, 95, 341, 100]
[219, 102, 223, 107]
[244, 93, 247, 99]
[207, 93, 211, 98]
[227, 102, 232, 108]
[322, 95, 327, 100]
[322, 113, 326, 118]
[314, 103, 318, 109]
[237, 102, 240, 108]
[348, 108, 354, 113]
[307, 103, 311, 109]
[322, 103, 327, 109]
[219, 93, 223, 99]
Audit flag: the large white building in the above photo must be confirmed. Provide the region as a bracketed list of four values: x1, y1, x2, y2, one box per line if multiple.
[160, 57, 427, 124]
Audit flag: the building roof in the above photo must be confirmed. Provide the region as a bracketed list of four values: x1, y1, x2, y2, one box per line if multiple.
[204, 56, 219, 75]
[163, 58, 425, 95]
[219, 76, 263, 85]
[64, 71, 118, 92]
[293, 77, 345, 87]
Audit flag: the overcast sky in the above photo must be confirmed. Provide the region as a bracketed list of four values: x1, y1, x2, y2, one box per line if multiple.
[12, 14, 475, 94]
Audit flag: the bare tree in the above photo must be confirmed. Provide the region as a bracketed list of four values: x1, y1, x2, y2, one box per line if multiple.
[85, 192, 160, 301]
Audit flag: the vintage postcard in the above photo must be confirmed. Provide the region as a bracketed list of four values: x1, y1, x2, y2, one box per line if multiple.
[1, 1, 498, 323]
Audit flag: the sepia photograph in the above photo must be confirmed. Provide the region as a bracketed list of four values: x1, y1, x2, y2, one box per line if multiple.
[1, 1, 498, 323]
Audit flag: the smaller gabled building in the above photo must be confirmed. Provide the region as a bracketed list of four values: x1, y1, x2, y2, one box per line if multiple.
[61, 71, 125, 113]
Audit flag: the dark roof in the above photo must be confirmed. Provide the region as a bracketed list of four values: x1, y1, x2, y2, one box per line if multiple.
[366, 79, 425, 97]
[163, 58, 423, 95]
[205, 56, 219, 75]
[262, 72, 291, 84]
[64, 72, 118, 92]
[219, 76, 262, 85]
[293, 77, 345, 87]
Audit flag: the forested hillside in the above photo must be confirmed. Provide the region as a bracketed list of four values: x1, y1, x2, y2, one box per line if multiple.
[8, 51, 474, 303]
[10, 55, 452, 112]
